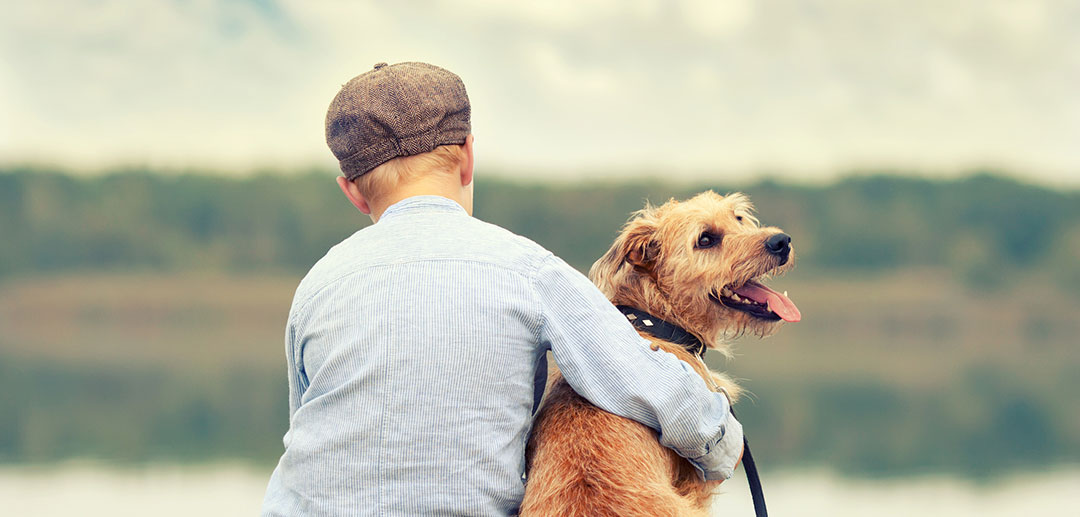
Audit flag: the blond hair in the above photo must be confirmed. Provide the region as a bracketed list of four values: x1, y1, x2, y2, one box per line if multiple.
[354, 144, 467, 201]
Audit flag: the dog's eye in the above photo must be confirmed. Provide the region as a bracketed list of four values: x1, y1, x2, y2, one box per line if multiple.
[736, 216, 743, 222]
[696, 232, 720, 249]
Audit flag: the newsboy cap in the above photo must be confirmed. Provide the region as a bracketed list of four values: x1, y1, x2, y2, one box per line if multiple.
[325, 62, 471, 181]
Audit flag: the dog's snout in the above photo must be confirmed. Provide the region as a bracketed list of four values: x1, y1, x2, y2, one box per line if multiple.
[765, 233, 791, 261]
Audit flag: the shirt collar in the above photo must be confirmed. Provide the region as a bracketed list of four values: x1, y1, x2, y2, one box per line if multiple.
[379, 195, 467, 221]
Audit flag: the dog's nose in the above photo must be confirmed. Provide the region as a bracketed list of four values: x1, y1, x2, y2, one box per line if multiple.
[765, 233, 791, 260]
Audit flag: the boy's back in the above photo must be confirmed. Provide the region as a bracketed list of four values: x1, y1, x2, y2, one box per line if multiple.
[262, 61, 746, 516]
[264, 196, 560, 515]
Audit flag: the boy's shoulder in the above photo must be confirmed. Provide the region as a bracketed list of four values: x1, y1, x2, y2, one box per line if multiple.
[370, 208, 552, 260]
[292, 213, 555, 308]
[430, 214, 558, 274]
[468, 216, 552, 259]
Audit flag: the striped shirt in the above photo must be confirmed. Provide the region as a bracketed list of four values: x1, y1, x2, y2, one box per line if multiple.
[261, 195, 742, 516]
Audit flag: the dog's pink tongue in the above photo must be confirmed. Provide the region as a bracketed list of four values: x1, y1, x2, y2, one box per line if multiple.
[735, 281, 801, 322]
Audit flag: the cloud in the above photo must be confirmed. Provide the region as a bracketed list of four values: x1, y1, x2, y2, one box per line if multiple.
[526, 42, 618, 96]
[680, 0, 754, 37]
[0, 0, 325, 167]
[0, 0, 1077, 186]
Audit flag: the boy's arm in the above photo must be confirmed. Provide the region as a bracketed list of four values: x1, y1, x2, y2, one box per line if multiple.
[532, 254, 744, 481]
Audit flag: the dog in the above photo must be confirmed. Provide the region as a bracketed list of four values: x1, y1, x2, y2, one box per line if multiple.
[521, 191, 800, 516]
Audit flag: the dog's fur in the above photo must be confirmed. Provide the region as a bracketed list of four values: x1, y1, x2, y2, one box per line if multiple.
[521, 191, 795, 516]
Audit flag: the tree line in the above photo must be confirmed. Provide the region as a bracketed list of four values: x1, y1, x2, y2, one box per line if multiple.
[2, 167, 1078, 287]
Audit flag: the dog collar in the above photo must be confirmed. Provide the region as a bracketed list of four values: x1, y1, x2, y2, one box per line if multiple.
[615, 305, 706, 358]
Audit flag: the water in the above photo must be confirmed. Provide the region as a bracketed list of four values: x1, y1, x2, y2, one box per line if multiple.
[712, 467, 1080, 516]
[2, 463, 1077, 516]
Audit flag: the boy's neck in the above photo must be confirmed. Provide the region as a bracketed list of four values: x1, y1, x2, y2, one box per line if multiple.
[370, 178, 472, 222]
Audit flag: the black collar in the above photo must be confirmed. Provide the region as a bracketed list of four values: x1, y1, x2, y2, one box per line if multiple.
[615, 305, 706, 358]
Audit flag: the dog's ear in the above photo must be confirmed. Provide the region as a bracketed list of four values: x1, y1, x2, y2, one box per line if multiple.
[622, 220, 659, 270]
[590, 213, 659, 284]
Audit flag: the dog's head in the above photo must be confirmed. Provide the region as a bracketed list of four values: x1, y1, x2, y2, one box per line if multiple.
[590, 191, 800, 348]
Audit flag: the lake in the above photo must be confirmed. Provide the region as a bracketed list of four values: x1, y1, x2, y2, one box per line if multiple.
[3, 463, 1077, 516]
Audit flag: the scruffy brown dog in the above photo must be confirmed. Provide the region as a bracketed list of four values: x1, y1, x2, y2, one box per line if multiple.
[521, 191, 800, 516]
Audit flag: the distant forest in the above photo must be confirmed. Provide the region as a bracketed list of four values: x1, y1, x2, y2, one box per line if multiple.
[2, 167, 1079, 476]
[3, 167, 1078, 286]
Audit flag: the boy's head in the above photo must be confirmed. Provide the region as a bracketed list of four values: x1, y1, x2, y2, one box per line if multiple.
[326, 62, 474, 220]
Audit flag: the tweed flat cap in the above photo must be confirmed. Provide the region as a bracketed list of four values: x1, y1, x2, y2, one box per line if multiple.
[325, 62, 471, 181]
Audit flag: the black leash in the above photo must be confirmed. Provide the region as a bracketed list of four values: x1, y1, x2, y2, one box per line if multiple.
[617, 305, 769, 517]
[732, 407, 768, 517]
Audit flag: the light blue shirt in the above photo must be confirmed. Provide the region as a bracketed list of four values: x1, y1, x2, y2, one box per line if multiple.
[261, 195, 742, 516]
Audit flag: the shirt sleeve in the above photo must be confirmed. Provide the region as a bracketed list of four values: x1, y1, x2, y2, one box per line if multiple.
[531, 254, 744, 481]
[284, 319, 307, 421]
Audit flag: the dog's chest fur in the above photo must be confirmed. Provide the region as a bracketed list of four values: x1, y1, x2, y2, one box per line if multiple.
[525, 336, 732, 514]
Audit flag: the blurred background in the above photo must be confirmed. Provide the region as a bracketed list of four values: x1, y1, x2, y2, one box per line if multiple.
[1, 1, 1078, 515]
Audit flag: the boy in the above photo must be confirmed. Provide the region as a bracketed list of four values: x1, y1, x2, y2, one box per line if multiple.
[261, 62, 743, 516]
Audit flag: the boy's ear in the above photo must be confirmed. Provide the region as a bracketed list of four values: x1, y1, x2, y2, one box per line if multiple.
[459, 134, 475, 187]
[337, 176, 372, 215]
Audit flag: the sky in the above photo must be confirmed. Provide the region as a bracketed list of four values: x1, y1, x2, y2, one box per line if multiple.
[1, 0, 1078, 185]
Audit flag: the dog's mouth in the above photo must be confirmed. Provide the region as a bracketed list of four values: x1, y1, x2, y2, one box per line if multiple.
[710, 279, 801, 322]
